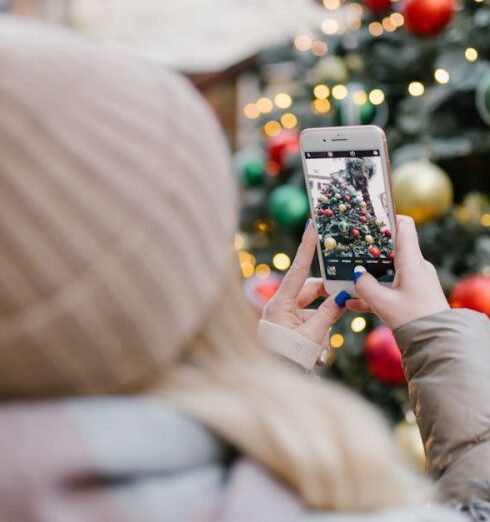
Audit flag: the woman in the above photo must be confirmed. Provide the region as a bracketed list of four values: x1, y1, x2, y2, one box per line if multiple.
[0, 16, 488, 522]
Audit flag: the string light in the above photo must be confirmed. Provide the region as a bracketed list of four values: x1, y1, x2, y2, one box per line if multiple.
[481, 213, 490, 227]
[351, 316, 367, 333]
[332, 84, 348, 100]
[368, 22, 383, 36]
[311, 98, 331, 114]
[323, 0, 340, 9]
[274, 93, 293, 109]
[243, 103, 260, 119]
[263, 120, 282, 137]
[311, 40, 328, 56]
[313, 84, 330, 99]
[390, 12, 404, 27]
[330, 333, 345, 349]
[434, 68, 450, 84]
[369, 88, 385, 105]
[255, 263, 271, 279]
[272, 253, 291, 271]
[280, 113, 298, 129]
[408, 81, 424, 96]
[256, 97, 273, 114]
[382, 17, 396, 32]
[321, 18, 339, 35]
[234, 233, 245, 251]
[294, 34, 312, 51]
[353, 90, 367, 105]
[465, 48, 478, 62]
[238, 251, 256, 279]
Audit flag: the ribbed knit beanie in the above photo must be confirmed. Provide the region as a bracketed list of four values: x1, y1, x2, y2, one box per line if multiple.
[0, 17, 237, 398]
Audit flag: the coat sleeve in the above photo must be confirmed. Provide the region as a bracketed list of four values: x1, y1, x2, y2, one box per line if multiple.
[394, 308, 490, 502]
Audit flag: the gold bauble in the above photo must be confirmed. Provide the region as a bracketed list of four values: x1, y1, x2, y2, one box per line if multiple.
[339, 203, 347, 213]
[360, 201, 367, 209]
[394, 420, 426, 472]
[374, 218, 382, 227]
[335, 193, 341, 199]
[393, 161, 453, 225]
[365, 234, 374, 244]
[324, 237, 337, 251]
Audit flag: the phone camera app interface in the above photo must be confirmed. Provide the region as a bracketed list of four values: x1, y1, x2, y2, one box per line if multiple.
[305, 150, 395, 283]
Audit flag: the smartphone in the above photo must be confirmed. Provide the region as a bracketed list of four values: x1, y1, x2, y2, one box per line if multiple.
[300, 125, 396, 298]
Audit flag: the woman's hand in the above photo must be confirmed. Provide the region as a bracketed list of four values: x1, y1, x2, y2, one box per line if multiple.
[347, 215, 449, 330]
[263, 221, 345, 346]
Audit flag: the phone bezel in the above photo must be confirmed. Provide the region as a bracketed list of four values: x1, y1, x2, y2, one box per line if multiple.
[299, 125, 396, 298]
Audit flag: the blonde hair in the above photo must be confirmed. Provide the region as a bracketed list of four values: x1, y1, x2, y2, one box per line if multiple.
[162, 265, 432, 511]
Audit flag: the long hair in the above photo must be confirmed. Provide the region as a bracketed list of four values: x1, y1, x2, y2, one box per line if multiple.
[161, 266, 432, 511]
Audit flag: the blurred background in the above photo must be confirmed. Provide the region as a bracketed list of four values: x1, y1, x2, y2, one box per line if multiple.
[5, 0, 490, 468]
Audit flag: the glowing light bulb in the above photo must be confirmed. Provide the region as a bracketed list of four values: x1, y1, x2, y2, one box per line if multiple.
[332, 84, 348, 100]
[256, 97, 273, 114]
[408, 81, 424, 96]
[351, 316, 367, 333]
[243, 103, 260, 119]
[313, 84, 330, 99]
[280, 113, 298, 129]
[263, 120, 281, 137]
[369, 88, 385, 105]
[465, 48, 478, 62]
[434, 68, 450, 84]
[294, 34, 312, 51]
[330, 333, 345, 349]
[274, 93, 293, 109]
[272, 253, 291, 271]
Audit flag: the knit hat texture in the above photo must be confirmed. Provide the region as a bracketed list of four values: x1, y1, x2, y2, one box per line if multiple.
[0, 17, 237, 397]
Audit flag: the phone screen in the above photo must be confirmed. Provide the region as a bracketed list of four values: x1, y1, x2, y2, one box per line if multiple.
[304, 149, 395, 282]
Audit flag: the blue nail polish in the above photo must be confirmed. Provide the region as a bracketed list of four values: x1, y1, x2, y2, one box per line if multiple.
[353, 266, 366, 284]
[334, 290, 351, 308]
[304, 218, 312, 230]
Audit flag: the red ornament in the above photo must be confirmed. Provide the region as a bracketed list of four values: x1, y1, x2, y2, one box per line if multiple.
[389, 251, 396, 259]
[369, 245, 381, 258]
[384, 228, 392, 237]
[450, 275, 490, 318]
[352, 228, 360, 237]
[360, 209, 368, 215]
[364, 0, 392, 14]
[324, 208, 333, 217]
[359, 216, 367, 223]
[364, 327, 406, 385]
[403, 0, 456, 36]
[345, 195, 351, 202]
[267, 130, 299, 171]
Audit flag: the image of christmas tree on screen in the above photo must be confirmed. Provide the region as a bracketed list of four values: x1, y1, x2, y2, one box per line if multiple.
[309, 156, 394, 260]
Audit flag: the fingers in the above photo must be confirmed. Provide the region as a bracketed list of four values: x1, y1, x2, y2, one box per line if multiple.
[354, 270, 393, 311]
[345, 298, 372, 313]
[296, 278, 327, 308]
[297, 295, 344, 344]
[394, 215, 424, 268]
[275, 220, 317, 300]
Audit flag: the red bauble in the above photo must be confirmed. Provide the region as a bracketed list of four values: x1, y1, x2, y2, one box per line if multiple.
[267, 130, 299, 171]
[369, 245, 381, 258]
[352, 228, 360, 237]
[324, 208, 333, 217]
[360, 209, 368, 215]
[450, 275, 490, 318]
[403, 0, 456, 36]
[384, 229, 392, 237]
[345, 195, 351, 202]
[364, 0, 392, 13]
[389, 251, 396, 259]
[359, 216, 367, 223]
[364, 327, 406, 385]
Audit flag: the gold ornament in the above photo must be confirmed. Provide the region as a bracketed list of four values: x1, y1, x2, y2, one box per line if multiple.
[335, 193, 341, 199]
[393, 161, 453, 225]
[360, 201, 367, 209]
[324, 237, 337, 251]
[365, 234, 374, 244]
[318, 194, 327, 202]
[394, 419, 426, 472]
[374, 218, 382, 227]
[339, 203, 347, 213]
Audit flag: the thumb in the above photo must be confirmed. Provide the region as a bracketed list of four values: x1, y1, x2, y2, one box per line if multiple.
[354, 269, 393, 311]
[297, 296, 344, 345]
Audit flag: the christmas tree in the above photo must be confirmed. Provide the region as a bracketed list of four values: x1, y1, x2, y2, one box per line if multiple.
[235, 0, 490, 426]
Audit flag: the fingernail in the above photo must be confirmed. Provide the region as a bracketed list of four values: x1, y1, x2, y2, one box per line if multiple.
[319, 349, 329, 367]
[304, 218, 312, 231]
[334, 290, 351, 308]
[353, 265, 366, 284]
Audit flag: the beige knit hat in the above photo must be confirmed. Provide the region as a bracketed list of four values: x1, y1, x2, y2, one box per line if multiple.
[0, 17, 237, 398]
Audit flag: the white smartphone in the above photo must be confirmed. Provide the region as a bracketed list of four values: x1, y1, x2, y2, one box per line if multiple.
[300, 125, 396, 298]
